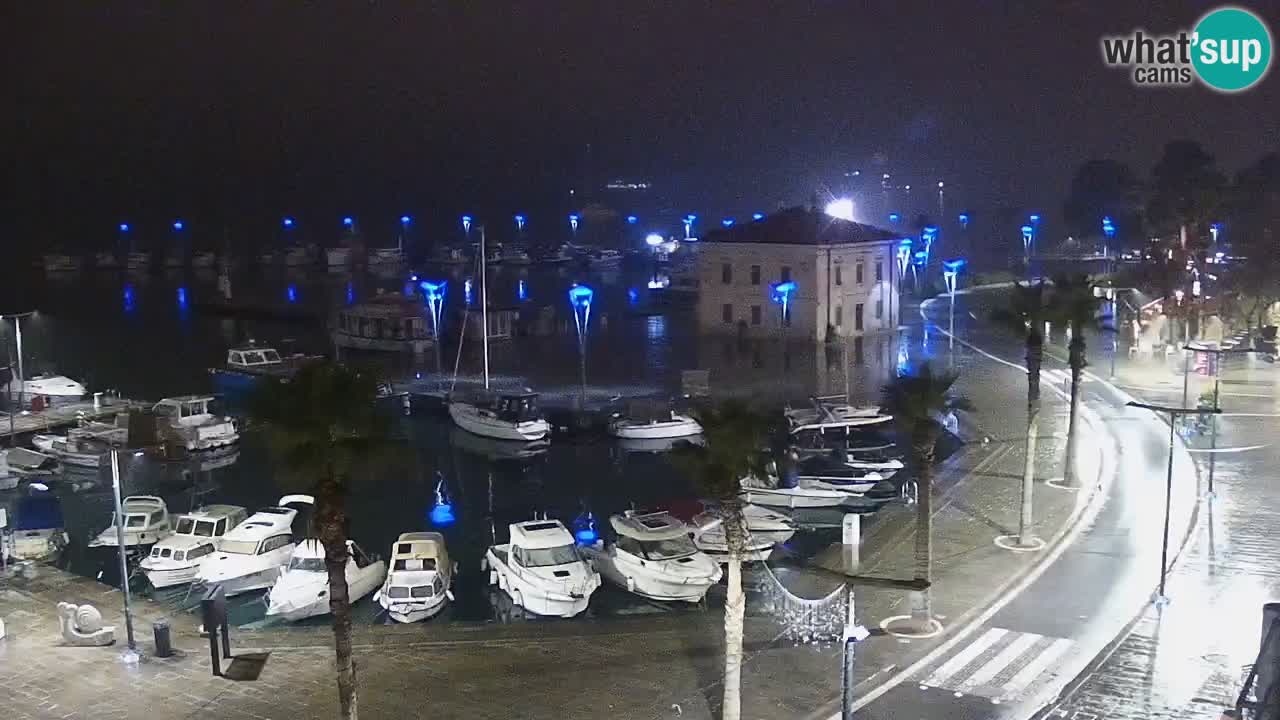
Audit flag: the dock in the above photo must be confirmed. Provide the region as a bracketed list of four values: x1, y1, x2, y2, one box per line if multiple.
[2, 394, 151, 440]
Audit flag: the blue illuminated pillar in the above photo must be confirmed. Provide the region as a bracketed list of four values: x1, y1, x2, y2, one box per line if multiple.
[683, 214, 697, 239]
[568, 284, 594, 400]
[568, 213, 580, 239]
[461, 214, 472, 240]
[943, 259, 967, 358]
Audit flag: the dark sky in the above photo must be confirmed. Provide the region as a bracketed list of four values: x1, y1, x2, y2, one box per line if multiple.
[6, 1, 1279, 246]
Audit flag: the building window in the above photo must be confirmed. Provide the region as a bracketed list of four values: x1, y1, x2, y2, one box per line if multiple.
[751, 305, 762, 325]
[722, 303, 733, 324]
[855, 303, 864, 331]
[875, 298, 884, 320]
[835, 306, 843, 327]
[835, 265, 843, 286]
[856, 262, 864, 285]
[721, 263, 732, 284]
[780, 266, 791, 283]
[750, 265, 761, 285]
[875, 261, 884, 282]
[854, 336, 864, 364]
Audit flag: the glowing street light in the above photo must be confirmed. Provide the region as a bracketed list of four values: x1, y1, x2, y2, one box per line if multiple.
[568, 284, 595, 398]
[461, 215, 472, 236]
[942, 259, 967, 296]
[119, 222, 131, 233]
[1209, 222, 1221, 245]
[721, 218, 735, 228]
[1021, 224, 1034, 254]
[769, 280, 798, 325]
[419, 279, 447, 339]
[645, 233, 665, 248]
[683, 214, 697, 239]
[172, 220, 185, 232]
[514, 214, 526, 231]
[568, 213, 580, 235]
[895, 238, 913, 277]
[342, 216, 354, 228]
[824, 198, 855, 221]
[625, 215, 638, 225]
[958, 213, 969, 229]
[888, 212, 901, 223]
[752, 212, 765, 221]
[1029, 214, 1041, 225]
[282, 217, 294, 229]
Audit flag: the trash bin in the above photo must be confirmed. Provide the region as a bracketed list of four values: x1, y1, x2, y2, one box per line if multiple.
[153, 620, 172, 658]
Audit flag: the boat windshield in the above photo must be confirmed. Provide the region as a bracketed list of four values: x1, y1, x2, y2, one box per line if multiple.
[260, 350, 281, 363]
[288, 557, 326, 573]
[520, 544, 579, 568]
[641, 536, 699, 560]
[176, 518, 216, 536]
[125, 514, 147, 528]
[219, 540, 259, 555]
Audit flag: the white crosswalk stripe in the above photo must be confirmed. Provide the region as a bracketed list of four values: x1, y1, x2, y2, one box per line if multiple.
[918, 628, 1073, 702]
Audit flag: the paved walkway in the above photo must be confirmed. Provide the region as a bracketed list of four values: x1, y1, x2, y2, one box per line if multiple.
[0, 296, 1119, 720]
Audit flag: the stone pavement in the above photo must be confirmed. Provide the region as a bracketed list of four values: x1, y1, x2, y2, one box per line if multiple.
[1036, 351, 1280, 719]
[0, 314, 1108, 720]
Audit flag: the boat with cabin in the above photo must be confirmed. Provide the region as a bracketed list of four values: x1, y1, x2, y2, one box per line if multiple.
[1, 492, 69, 563]
[691, 503, 796, 563]
[375, 532, 456, 623]
[4, 373, 87, 407]
[266, 539, 387, 622]
[87, 495, 172, 550]
[42, 421, 128, 468]
[140, 504, 248, 589]
[483, 519, 601, 617]
[608, 402, 702, 440]
[739, 473, 858, 509]
[581, 511, 721, 602]
[332, 294, 432, 354]
[208, 343, 320, 386]
[0, 448, 58, 490]
[194, 495, 313, 597]
[153, 396, 239, 451]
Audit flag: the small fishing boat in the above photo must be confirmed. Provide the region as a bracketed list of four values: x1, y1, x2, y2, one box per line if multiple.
[45, 422, 128, 468]
[153, 396, 239, 451]
[87, 496, 172, 550]
[540, 245, 575, 265]
[208, 343, 320, 386]
[193, 495, 313, 597]
[691, 504, 796, 563]
[449, 390, 551, 442]
[739, 474, 858, 509]
[1, 491, 69, 563]
[581, 511, 721, 602]
[483, 519, 601, 617]
[266, 539, 387, 622]
[786, 398, 892, 435]
[140, 504, 248, 589]
[375, 532, 455, 623]
[0, 448, 58, 489]
[615, 435, 705, 454]
[608, 402, 703, 440]
[793, 456, 886, 492]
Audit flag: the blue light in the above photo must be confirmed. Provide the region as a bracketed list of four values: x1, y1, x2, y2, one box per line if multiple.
[176, 287, 187, 309]
[464, 278, 474, 305]
[119, 223, 130, 233]
[913, 250, 928, 266]
[626, 215, 638, 224]
[461, 214, 473, 233]
[721, 218, 735, 227]
[770, 281, 797, 320]
[627, 288, 639, 305]
[286, 285, 298, 303]
[958, 213, 969, 226]
[400, 215, 411, 225]
[514, 214, 526, 230]
[172, 220, 184, 231]
[429, 473, 456, 527]
[685, 214, 697, 222]
[569, 284, 594, 337]
[283, 217, 295, 228]
[1029, 214, 1041, 223]
[889, 213, 901, 223]
[942, 258, 968, 272]
[410, 274, 419, 282]
[573, 510, 598, 546]
[419, 279, 447, 300]
[922, 225, 939, 239]
[568, 284, 594, 308]
[342, 216, 353, 227]
[1021, 224, 1034, 238]
[517, 279, 528, 302]
[752, 212, 765, 221]
[123, 284, 135, 313]
[345, 282, 354, 305]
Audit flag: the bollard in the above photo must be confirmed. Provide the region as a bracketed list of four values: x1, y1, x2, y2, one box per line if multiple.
[153, 620, 172, 658]
[1258, 602, 1280, 718]
[842, 513, 861, 574]
[93, 392, 102, 411]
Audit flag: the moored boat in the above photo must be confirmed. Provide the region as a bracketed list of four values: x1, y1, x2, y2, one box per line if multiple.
[87, 495, 172, 550]
[193, 495, 313, 597]
[140, 504, 248, 589]
[483, 519, 600, 617]
[691, 504, 795, 562]
[153, 396, 239, 451]
[266, 539, 386, 622]
[375, 532, 455, 623]
[581, 511, 721, 602]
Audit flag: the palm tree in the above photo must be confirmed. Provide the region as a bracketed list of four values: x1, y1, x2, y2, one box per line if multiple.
[253, 362, 389, 720]
[990, 280, 1050, 546]
[1047, 273, 1104, 487]
[673, 401, 772, 720]
[881, 363, 971, 630]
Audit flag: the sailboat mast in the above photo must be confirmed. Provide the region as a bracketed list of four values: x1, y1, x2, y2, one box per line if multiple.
[480, 226, 490, 389]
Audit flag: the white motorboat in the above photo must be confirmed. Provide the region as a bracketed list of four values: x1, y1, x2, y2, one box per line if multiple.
[95, 252, 121, 269]
[483, 519, 601, 617]
[326, 247, 353, 267]
[375, 532, 455, 623]
[30, 434, 59, 453]
[43, 422, 126, 468]
[581, 511, 721, 602]
[42, 254, 81, 273]
[692, 504, 796, 563]
[368, 246, 404, 265]
[266, 539, 387, 622]
[615, 434, 705, 454]
[4, 374, 87, 406]
[153, 396, 239, 451]
[194, 495, 313, 597]
[1, 492, 69, 563]
[786, 398, 893, 435]
[793, 457, 885, 492]
[608, 406, 703, 440]
[739, 475, 857, 509]
[0, 448, 57, 489]
[140, 504, 248, 589]
[449, 391, 551, 442]
[88, 496, 172, 549]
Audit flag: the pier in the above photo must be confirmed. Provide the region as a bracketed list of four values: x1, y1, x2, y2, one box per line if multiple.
[2, 393, 151, 442]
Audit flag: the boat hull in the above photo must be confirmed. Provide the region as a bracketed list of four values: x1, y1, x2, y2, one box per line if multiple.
[142, 564, 201, 589]
[449, 403, 550, 442]
[380, 596, 448, 623]
[740, 487, 851, 509]
[196, 567, 283, 597]
[609, 419, 702, 440]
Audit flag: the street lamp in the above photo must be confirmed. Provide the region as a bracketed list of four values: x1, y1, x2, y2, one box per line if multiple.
[514, 214, 526, 232]
[342, 216, 354, 230]
[958, 213, 969, 229]
[888, 213, 901, 224]
[568, 213, 580, 236]
[769, 281, 797, 325]
[3, 311, 36, 444]
[1210, 222, 1221, 246]
[721, 218, 735, 228]
[282, 217, 294, 229]
[921, 225, 939, 266]
[1021, 224, 1034, 263]
[645, 233, 665, 248]
[1126, 400, 1219, 605]
[625, 215, 637, 225]
[824, 198, 855, 222]
[568, 284, 594, 400]
[109, 448, 142, 662]
[1182, 343, 1257, 497]
[683, 214, 696, 239]
[461, 215, 472, 237]
[943, 259, 967, 357]
[752, 212, 766, 222]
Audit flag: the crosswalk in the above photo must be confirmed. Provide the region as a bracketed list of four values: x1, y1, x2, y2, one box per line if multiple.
[1040, 369, 1080, 386]
[918, 627, 1074, 703]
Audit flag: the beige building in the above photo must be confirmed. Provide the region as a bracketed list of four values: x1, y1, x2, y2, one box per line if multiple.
[695, 207, 902, 342]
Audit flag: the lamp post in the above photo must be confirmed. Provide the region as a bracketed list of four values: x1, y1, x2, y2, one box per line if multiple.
[3, 311, 35, 445]
[514, 214, 526, 233]
[1210, 222, 1221, 247]
[912, 251, 927, 294]
[109, 449, 140, 661]
[568, 284, 594, 401]
[461, 215, 472, 240]
[1184, 343, 1257, 497]
[943, 259, 966, 358]
[683, 214, 697, 240]
[420, 279, 447, 374]
[841, 588, 870, 719]
[1021, 224, 1034, 268]
[568, 213, 580, 239]
[1126, 400, 1219, 605]
[921, 225, 939, 268]
[770, 281, 797, 355]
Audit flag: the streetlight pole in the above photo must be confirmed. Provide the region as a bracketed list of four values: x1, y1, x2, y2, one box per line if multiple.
[1126, 400, 1219, 604]
[841, 588, 869, 719]
[109, 449, 139, 659]
[3, 311, 35, 445]
[1184, 344, 1256, 498]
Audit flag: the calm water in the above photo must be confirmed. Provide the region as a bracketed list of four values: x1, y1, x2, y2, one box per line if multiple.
[2, 260, 911, 627]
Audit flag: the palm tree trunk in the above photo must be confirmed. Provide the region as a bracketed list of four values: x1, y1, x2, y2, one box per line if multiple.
[317, 475, 358, 720]
[911, 432, 936, 632]
[1062, 330, 1086, 486]
[1019, 332, 1043, 545]
[721, 502, 746, 720]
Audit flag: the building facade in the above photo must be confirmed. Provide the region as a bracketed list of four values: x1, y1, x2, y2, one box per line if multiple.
[694, 208, 902, 342]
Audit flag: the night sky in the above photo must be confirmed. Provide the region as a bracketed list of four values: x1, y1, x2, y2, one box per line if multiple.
[6, 1, 1279, 246]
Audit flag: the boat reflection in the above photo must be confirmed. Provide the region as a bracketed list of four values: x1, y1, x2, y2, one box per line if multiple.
[448, 427, 550, 462]
[614, 434, 705, 454]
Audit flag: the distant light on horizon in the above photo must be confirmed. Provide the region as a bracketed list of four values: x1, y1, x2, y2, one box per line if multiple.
[282, 217, 294, 228]
[752, 212, 765, 221]
[824, 198, 855, 222]
[172, 220, 184, 231]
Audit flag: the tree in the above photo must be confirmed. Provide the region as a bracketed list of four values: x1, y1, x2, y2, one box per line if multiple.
[253, 362, 390, 720]
[1062, 159, 1144, 248]
[672, 401, 772, 720]
[990, 280, 1051, 547]
[881, 363, 972, 630]
[1046, 274, 1104, 487]
[1147, 140, 1226, 250]
[1225, 153, 1280, 330]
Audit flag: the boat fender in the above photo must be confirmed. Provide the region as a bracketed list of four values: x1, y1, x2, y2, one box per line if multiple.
[626, 576, 635, 593]
[490, 570, 498, 586]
